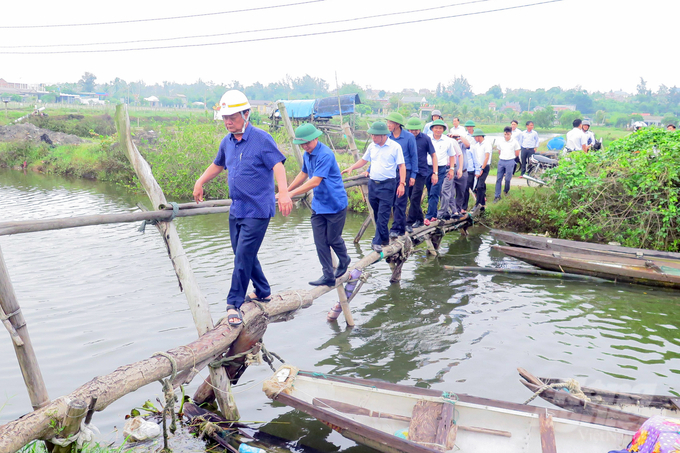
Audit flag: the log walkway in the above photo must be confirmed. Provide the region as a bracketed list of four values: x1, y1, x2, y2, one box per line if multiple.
[0, 105, 478, 452]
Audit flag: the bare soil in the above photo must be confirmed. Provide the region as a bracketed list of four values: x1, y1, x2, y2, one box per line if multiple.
[0, 123, 86, 146]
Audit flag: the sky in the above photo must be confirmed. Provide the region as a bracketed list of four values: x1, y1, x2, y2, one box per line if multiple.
[1, 0, 677, 96]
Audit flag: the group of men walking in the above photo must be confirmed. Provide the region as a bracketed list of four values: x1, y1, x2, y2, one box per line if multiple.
[192, 89, 531, 325]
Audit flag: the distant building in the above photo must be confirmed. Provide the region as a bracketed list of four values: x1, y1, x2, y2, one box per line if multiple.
[250, 100, 273, 116]
[401, 96, 428, 106]
[0, 78, 44, 92]
[488, 102, 497, 111]
[637, 114, 663, 127]
[501, 102, 521, 113]
[605, 90, 630, 102]
[551, 104, 577, 114]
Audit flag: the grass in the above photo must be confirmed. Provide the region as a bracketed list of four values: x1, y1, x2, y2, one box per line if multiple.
[18, 440, 128, 453]
[481, 184, 560, 234]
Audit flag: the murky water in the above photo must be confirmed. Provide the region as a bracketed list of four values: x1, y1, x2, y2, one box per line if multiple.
[0, 168, 678, 450]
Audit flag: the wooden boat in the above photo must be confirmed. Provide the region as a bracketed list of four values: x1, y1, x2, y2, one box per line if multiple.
[519, 368, 680, 420]
[490, 229, 680, 262]
[492, 245, 680, 289]
[263, 365, 640, 453]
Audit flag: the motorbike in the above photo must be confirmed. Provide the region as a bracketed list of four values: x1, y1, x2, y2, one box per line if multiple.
[524, 153, 559, 187]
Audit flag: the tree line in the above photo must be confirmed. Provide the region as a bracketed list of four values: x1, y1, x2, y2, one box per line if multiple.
[30, 73, 680, 127]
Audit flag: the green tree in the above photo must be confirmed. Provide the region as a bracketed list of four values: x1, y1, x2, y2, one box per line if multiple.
[533, 106, 556, 128]
[447, 76, 473, 101]
[79, 72, 97, 92]
[378, 90, 386, 98]
[662, 113, 677, 126]
[559, 110, 583, 128]
[486, 84, 503, 99]
[355, 104, 372, 116]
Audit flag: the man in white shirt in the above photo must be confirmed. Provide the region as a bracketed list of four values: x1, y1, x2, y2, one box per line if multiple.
[518, 121, 540, 176]
[342, 121, 405, 252]
[426, 119, 461, 224]
[565, 119, 588, 153]
[494, 126, 521, 202]
[470, 129, 492, 209]
[448, 117, 468, 142]
[511, 120, 522, 140]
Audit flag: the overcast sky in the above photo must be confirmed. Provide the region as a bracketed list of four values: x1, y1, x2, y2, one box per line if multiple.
[1, 0, 676, 95]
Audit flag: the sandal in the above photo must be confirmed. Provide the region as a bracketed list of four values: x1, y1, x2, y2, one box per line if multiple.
[245, 293, 272, 303]
[226, 305, 243, 327]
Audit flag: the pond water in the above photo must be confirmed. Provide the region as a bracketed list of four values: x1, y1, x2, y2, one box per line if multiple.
[0, 168, 678, 451]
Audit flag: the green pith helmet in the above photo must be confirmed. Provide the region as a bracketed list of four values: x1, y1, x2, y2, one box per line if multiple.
[464, 120, 476, 127]
[430, 119, 448, 132]
[472, 128, 485, 137]
[292, 123, 323, 144]
[385, 112, 406, 126]
[367, 121, 390, 135]
[405, 117, 424, 130]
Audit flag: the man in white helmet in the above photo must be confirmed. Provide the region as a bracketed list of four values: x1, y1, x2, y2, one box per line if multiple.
[193, 90, 292, 326]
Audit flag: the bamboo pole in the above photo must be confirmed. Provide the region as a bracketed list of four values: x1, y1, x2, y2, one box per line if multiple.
[0, 212, 476, 452]
[0, 246, 50, 410]
[342, 125, 376, 243]
[114, 104, 238, 421]
[0, 206, 231, 237]
[443, 265, 611, 282]
[276, 102, 304, 168]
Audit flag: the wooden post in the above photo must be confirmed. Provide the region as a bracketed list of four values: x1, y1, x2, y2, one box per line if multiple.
[331, 254, 354, 327]
[0, 245, 50, 410]
[52, 399, 88, 453]
[115, 104, 239, 421]
[342, 122, 359, 162]
[277, 101, 304, 168]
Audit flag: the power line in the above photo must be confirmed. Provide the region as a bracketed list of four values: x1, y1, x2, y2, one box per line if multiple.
[0, 0, 493, 49]
[0, 0, 324, 29]
[0, 0, 562, 55]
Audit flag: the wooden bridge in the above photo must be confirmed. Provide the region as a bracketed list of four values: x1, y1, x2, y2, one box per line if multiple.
[0, 105, 477, 452]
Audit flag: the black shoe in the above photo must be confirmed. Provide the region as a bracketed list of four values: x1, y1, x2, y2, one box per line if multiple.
[441, 213, 452, 220]
[309, 276, 336, 287]
[334, 258, 351, 278]
[389, 231, 399, 239]
[405, 224, 413, 233]
[371, 243, 383, 252]
[411, 220, 424, 229]
[493, 197, 501, 203]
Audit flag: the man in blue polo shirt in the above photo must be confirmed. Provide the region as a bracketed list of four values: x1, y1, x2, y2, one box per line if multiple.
[342, 121, 406, 252]
[404, 117, 436, 231]
[285, 123, 350, 287]
[386, 112, 418, 238]
[193, 90, 292, 327]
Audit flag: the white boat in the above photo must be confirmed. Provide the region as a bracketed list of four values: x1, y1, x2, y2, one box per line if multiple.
[263, 365, 639, 453]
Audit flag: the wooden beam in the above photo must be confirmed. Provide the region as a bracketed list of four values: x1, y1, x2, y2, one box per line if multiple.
[539, 412, 557, 453]
[115, 104, 238, 421]
[0, 206, 231, 237]
[52, 399, 87, 453]
[0, 246, 49, 410]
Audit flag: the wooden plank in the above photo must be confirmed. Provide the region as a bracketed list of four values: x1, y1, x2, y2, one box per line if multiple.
[539, 412, 557, 453]
[409, 400, 454, 451]
[115, 104, 238, 421]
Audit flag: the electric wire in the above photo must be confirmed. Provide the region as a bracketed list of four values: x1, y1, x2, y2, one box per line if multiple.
[0, 0, 563, 55]
[0, 0, 324, 29]
[0, 0, 494, 49]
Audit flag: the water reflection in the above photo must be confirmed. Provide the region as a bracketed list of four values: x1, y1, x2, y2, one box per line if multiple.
[0, 168, 679, 452]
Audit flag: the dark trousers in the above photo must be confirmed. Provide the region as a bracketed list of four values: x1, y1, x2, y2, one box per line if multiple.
[425, 167, 447, 219]
[463, 170, 476, 211]
[368, 178, 396, 246]
[227, 215, 271, 310]
[406, 173, 427, 225]
[454, 171, 468, 213]
[475, 166, 490, 207]
[311, 209, 349, 280]
[390, 180, 411, 235]
[520, 148, 535, 175]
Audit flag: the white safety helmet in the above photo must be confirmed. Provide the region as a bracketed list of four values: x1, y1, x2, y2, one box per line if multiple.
[218, 90, 251, 117]
[633, 121, 647, 131]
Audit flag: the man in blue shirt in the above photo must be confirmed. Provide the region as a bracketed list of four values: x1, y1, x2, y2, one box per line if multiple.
[193, 90, 292, 327]
[286, 123, 350, 287]
[405, 117, 437, 232]
[342, 121, 406, 252]
[386, 112, 418, 238]
[518, 121, 540, 176]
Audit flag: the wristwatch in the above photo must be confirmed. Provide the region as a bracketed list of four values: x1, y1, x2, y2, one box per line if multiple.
[399, 181, 406, 186]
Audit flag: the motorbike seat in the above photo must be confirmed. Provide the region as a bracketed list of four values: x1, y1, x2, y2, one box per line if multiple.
[533, 154, 558, 165]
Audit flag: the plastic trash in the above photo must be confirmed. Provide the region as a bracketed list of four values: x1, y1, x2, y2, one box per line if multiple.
[344, 269, 362, 299]
[239, 444, 266, 453]
[123, 416, 161, 442]
[394, 429, 409, 439]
